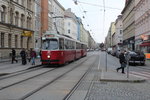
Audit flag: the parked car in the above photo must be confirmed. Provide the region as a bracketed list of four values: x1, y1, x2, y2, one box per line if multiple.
[107, 48, 112, 54]
[115, 50, 121, 58]
[127, 51, 145, 65]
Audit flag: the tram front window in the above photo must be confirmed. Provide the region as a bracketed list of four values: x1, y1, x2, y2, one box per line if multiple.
[43, 39, 59, 50]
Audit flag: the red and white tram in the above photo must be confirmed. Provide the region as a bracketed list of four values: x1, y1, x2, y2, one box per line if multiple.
[41, 33, 87, 65]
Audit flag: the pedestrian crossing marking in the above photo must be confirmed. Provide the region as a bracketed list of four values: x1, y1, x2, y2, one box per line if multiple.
[129, 71, 150, 79]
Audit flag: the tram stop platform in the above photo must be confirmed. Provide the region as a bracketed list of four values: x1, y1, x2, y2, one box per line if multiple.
[0, 59, 41, 76]
[100, 69, 146, 83]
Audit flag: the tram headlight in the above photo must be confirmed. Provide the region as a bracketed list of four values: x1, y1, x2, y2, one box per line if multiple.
[47, 55, 50, 58]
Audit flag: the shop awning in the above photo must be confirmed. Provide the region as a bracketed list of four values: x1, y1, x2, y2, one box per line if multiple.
[140, 42, 150, 46]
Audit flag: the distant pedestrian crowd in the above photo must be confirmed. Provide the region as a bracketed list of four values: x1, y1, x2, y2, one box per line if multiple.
[11, 48, 37, 65]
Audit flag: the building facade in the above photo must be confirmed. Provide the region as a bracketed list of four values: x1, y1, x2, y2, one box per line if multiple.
[113, 15, 123, 50]
[110, 22, 116, 47]
[121, 0, 135, 51]
[135, 0, 150, 53]
[35, 0, 41, 50]
[51, 0, 65, 35]
[64, 8, 77, 40]
[0, 0, 35, 58]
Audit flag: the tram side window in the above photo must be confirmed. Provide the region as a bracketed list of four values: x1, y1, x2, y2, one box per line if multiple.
[68, 40, 71, 49]
[65, 39, 69, 49]
[73, 41, 75, 49]
[76, 42, 81, 49]
[59, 38, 64, 50]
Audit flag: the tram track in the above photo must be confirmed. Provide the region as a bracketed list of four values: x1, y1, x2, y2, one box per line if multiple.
[0, 55, 93, 100]
[0, 65, 43, 80]
[19, 57, 90, 100]
[63, 56, 98, 100]
[0, 67, 55, 90]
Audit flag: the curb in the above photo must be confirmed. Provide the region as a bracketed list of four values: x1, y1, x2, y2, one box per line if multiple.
[99, 78, 146, 83]
[0, 64, 42, 77]
[27, 64, 42, 69]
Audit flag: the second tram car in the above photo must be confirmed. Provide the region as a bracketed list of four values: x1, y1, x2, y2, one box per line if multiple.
[41, 33, 87, 65]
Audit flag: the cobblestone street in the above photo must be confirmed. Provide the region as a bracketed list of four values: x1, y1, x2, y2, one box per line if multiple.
[87, 81, 150, 100]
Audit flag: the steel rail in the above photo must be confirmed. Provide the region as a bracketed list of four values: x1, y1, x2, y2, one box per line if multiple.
[63, 56, 99, 100]
[18, 56, 92, 100]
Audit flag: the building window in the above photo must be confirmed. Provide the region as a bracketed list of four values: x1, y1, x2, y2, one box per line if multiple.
[120, 30, 122, 34]
[27, 0, 32, 10]
[1, 33, 4, 48]
[68, 29, 70, 34]
[1, 5, 6, 23]
[21, 36, 23, 48]
[21, 14, 25, 27]
[15, 0, 19, 3]
[48, 0, 52, 5]
[27, 17, 32, 29]
[10, 8, 14, 24]
[15, 35, 18, 48]
[8, 34, 11, 48]
[15, 12, 19, 26]
[68, 22, 70, 26]
[21, 0, 25, 6]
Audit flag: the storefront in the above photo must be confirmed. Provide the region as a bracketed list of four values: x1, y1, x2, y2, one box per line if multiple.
[139, 35, 150, 59]
[123, 36, 135, 51]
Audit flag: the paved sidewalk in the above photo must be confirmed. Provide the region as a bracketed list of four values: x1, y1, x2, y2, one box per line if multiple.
[100, 69, 146, 83]
[0, 59, 41, 75]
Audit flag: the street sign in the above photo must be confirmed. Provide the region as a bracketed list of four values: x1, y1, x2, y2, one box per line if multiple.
[21, 31, 32, 37]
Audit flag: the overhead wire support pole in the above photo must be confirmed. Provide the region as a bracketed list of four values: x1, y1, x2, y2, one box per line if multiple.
[102, 0, 107, 72]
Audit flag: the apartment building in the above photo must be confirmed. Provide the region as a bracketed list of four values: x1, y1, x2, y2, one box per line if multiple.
[121, 0, 135, 51]
[113, 15, 123, 50]
[0, 0, 35, 58]
[64, 8, 77, 40]
[135, 0, 150, 54]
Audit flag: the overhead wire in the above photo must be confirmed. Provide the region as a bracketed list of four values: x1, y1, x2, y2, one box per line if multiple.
[77, 1, 122, 10]
[77, 2, 97, 38]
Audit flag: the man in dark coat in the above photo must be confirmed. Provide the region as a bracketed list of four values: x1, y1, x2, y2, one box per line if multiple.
[116, 50, 126, 74]
[20, 48, 27, 65]
[12, 49, 18, 64]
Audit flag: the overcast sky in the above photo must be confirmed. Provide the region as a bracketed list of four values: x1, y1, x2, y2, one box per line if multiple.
[57, 0, 125, 43]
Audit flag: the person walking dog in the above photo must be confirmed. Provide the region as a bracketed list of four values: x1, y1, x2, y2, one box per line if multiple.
[116, 50, 127, 74]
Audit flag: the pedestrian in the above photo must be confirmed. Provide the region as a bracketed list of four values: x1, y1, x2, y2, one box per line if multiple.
[39, 49, 42, 61]
[116, 50, 127, 74]
[30, 49, 36, 65]
[11, 49, 18, 64]
[27, 50, 31, 62]
[20, 48, 27, 65]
